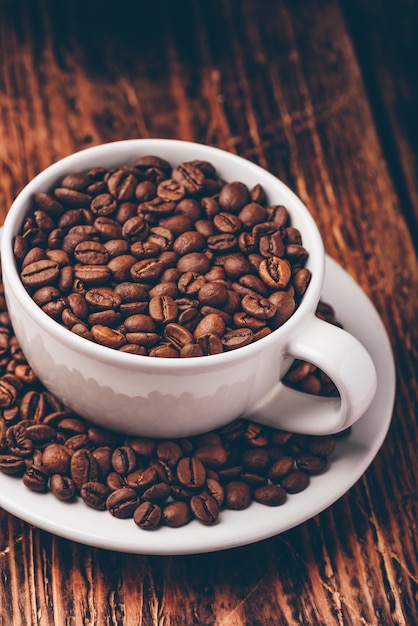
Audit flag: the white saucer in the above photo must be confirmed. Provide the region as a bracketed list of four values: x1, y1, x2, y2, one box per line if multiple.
[0, 255, 395, 555]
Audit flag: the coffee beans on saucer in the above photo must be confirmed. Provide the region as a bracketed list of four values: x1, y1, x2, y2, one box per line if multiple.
[0, 268, 347, 530]
[13, 156, 312, 357]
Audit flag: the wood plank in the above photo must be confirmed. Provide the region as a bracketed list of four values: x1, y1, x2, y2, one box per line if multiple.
[0, 0, 416, 624]
[342, 0, 418, 241]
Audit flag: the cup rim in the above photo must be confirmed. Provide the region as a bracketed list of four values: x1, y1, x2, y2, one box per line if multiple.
[1, 138, 325, 372]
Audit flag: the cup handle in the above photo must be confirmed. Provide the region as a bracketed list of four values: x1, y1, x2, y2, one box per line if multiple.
[246, 316, 378, 435]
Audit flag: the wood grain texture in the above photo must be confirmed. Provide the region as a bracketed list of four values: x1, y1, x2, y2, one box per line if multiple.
[0, 0, 417, 624]
[342, 0, 418, 243]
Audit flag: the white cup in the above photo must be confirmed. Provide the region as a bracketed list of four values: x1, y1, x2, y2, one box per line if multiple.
[0, 139, 377, 437]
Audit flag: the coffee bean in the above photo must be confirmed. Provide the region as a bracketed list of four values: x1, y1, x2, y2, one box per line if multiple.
[193, 313, 225, 339]
[163, 323, 194, 350]
[241, 448, 270, 474]
[268, 291, 296, 329]
[41, 409, 73, 427]
[193, 444, 228, 469]
[157, 178, 186, 202]
[21, 247, 47, 269]
[207, 233, 238, 253]
[42, 443, 71, 474]
[238, 202, 267, 228]
[307, 436, 336, 457]
[142, 481, 171, 503]
[173, 231, 206, 256]
[280, 470, 310, 493]
[73, 264, 111, 286]
[178, 271, 206, 296]
[225, 481, 252, 510]
[20, 259, 60, 289]
[134, 501, 162, 530]
[74, 240, 110, 265]
[54, 187, 91, 208]
[85, 287, 122, 311]
[124, 314, 155, 333]
[162, 500, 191, 527]
[94, 216, 123, 240]
[130, 258, 164, 283]
[221, 328, 254, 350]
[258, 229, 285, 259]
[50, 474, 77, 501]
[156, 440, 183, 467]
[213, 212, 242, 234]
[179, 343, 203, 357]
[127, 466, 158, 491]
[35, 192, 65, 217]
[283, 226, 302, 245]
[126, 437, 155, 457]
[80, 481, 110, 510]
[172, 162, 205, 196]
[88, 304, 120, 325]
[91, 446, 113, 478]
[294, 268, 312, 297]
[17, 404, 40, 430]
[107, 170, 137, 201]
[0, 454, 27, 475]
[296, 452, 328, 474]
[6, 424, 33, 457]
[223, 254, 251, 279]
[253, 484, 287, 506]
[25, 423, 56, 444]
[112, 445, 137, 475]
[176, 252, 211, 274]
[61, 172, 91, 191]
[0, 378, 18, 407]
[190, 493, 219, 525]
[149, 295, 178, 323]
[91, 325, 127, 349]
[71, 448, 100, 489]
[135, 155, 171, 172]
[205, 478, 225, 507]
[197, 282, 228, 307]
[177, 456, 206, 489]
[23, 465, 49, 492]
[196, 333, 223, 355]
[218, 182, 249, 212]
[106, 488, 141, 518]
[258, 256, 292, 289]
[285, 244, 308, 263]
[65, 434, 90, 451]
[240, 471, 268, 486]
[268, 456, 294, 482]
[244, 423, 269, 447]
[135, 180, 157, 203]
[241, 294, 276, 320]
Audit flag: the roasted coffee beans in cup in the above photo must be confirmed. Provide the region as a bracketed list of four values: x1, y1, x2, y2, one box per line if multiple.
[13, 155, 310, 358]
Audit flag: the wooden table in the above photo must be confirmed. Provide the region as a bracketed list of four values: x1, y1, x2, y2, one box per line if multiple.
[0, 0, 417, 623]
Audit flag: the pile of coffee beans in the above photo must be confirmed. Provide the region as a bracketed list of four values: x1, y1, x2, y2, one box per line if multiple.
[0, 268, 347, 529]
[13, 156, 312, 357]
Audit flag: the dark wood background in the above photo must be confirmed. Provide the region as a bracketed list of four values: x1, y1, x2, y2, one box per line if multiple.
[0, 0, 417, 624]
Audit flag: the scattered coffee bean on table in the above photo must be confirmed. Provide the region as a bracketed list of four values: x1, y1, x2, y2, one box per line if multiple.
[13, 156, 313, 357]
[0, 266, 351, 530]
